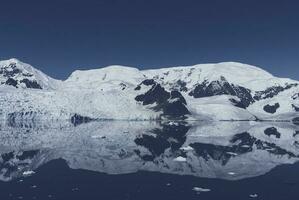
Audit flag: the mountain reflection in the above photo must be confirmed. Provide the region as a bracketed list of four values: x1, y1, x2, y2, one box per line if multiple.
[0, 120, 299, 182]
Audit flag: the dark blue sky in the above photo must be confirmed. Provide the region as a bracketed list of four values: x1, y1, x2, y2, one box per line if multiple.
[0, 0, 298, 80]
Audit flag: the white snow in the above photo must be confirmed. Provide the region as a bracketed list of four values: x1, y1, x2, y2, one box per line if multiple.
[0, 58, 298, 121]
[226, 152, 238, 156]
[180, 146, 194, 151]
[0, 58, 61, 90]
[173, 156, 187, 162]
[249, 194, 258, 198]
[22, 170, 35, 176]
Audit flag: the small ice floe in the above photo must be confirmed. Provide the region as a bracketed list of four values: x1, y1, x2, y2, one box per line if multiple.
[91, 135, 104, 139]
[228, 172, 236, 175]
[72, 187, 79, 191]
[23, 170, 35, 176]
[180, 146, 194, 151]
[166, 183, 171, 186]
[226, 152, 238, 156]
[192, 187, 211, 193]
[241, 145, 250, 148]
[173, 156, 187, 162]
[168, 121, 179, 126]
[31, 185, 37, 188]
[249, 194, 258, 198]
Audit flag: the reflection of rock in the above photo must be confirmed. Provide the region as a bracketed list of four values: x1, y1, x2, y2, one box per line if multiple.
[70, 114, 95, 126]
[134, 123, 190, 160]
[264, 127, 281, 138]
[293, 117, 299, 125]
[0, 121, 299, 182]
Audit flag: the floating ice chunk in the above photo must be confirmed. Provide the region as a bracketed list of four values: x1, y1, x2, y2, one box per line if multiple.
[166, 183, 171, 186]
[241, 145, 250, 148]
[249, 194, 258, 198]
[180, 146, 194, 151]
[228, 172, 236, 175]
[192, 187, 211, 193]
[72, 188, 79, 191]
[23, 170, 35, 176]
[226, 152, 238, 156]
[173, 156, 187, 162]
[91, 135, 103, 139]
[168, 121, 179, 126]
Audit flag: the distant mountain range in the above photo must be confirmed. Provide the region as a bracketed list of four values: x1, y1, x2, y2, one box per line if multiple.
[0, 58, 298, 123]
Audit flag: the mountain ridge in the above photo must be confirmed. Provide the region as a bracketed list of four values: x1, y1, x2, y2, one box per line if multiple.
[0, 58, 298, 123]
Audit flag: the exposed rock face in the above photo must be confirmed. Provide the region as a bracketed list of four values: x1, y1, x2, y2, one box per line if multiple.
[254, 84, 298, 101]
[135, 79, 190, 119]
[19, 79, 42, 89]
[5, 78, 18, 87]
[263, 103, 280, 114]
[189, 77, 254, 108]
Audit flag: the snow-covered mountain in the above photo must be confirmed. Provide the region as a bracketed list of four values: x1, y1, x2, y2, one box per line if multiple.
[0, 58, 298, 122]
[0, 58, 60, 90]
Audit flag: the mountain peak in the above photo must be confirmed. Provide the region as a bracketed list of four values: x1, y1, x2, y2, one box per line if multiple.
[0, 58, 59, 90]
[7, 58, 20, 63]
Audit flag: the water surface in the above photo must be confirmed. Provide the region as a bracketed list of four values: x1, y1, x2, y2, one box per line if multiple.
[0, 121, 299, 200]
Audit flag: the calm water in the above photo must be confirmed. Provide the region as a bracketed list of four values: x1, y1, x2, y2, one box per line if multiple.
[0, 121, 299, 200]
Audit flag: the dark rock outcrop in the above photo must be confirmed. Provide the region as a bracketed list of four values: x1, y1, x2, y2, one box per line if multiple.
[5, 78, 18, 87]
[135, 79, 190, 119]
[20, 79, 42, 89]
[0, 62, 43, 89]
[263, 103, 280, 114]
[189, 77, 254, 108]
[254, 84, 298, 101]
